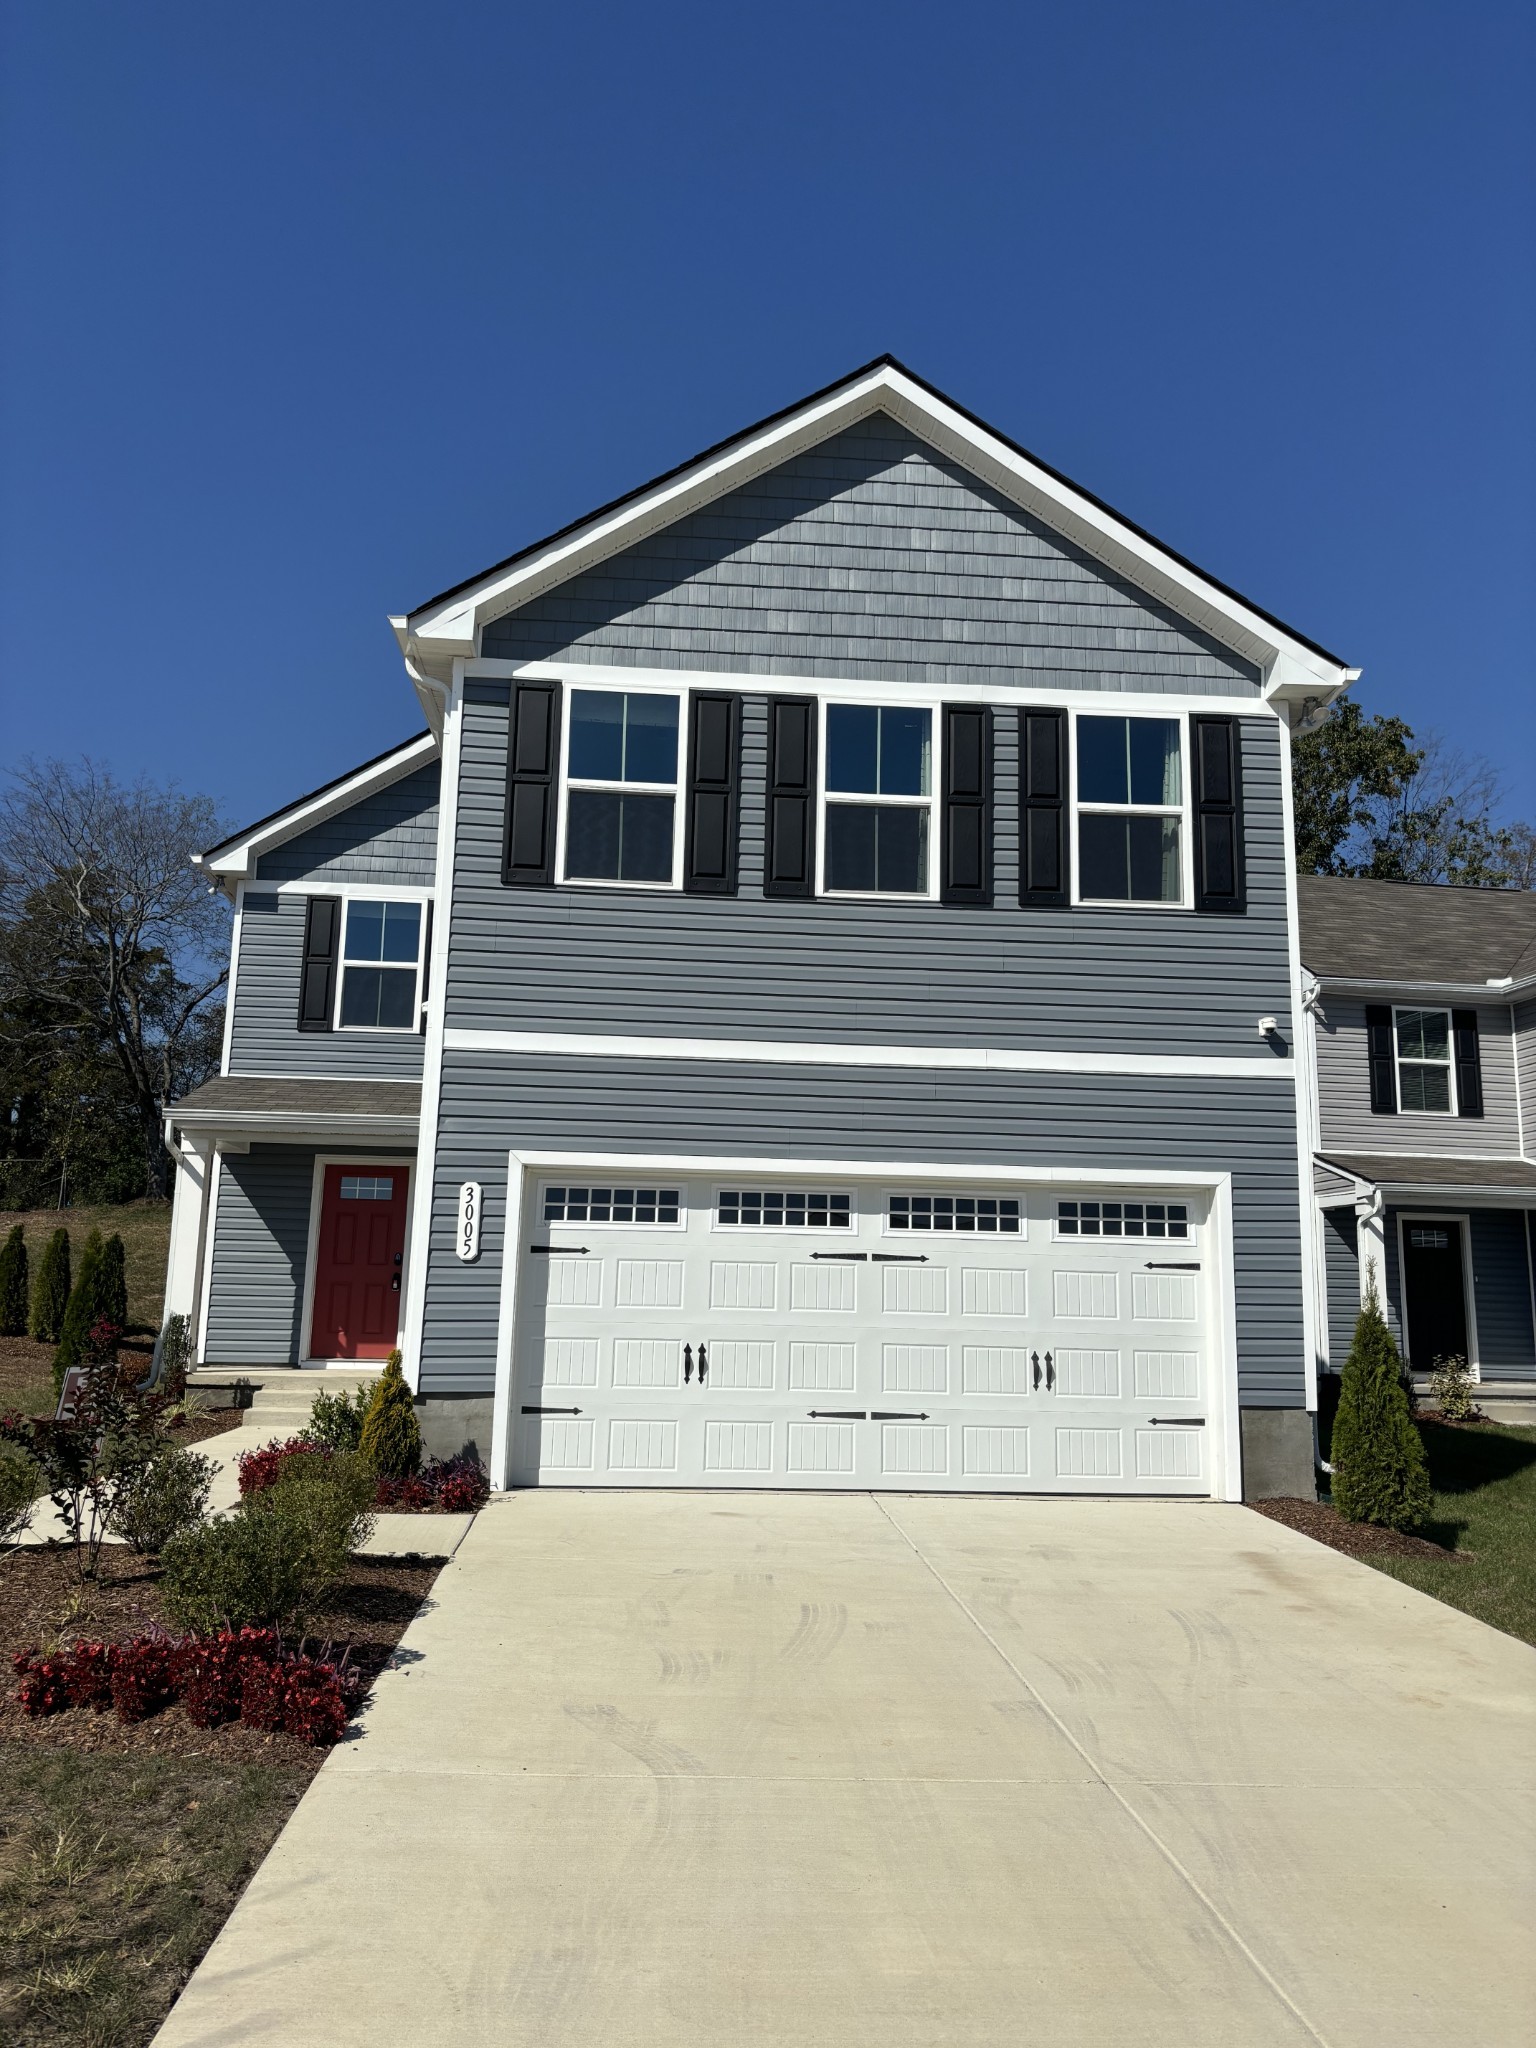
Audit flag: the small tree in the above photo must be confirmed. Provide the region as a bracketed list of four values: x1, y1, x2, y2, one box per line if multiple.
[1331, 1289, 1433, 1531]
[358, 1350, 421, 1479]
[0, 1225, 27, 1336]
[29, 1227, 70, 1342]
[53, 1226, 105, 1382]
[98, 1232, 128, 1332]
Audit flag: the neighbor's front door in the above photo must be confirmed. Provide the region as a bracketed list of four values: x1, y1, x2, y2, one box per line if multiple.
[309, 1166, 409, 1361]
[1400, 1219, 1469, 1371]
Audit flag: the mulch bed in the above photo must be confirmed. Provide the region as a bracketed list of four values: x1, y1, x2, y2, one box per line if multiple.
[0, 1544, 447, 1775]
[167, 1405, 245, 1445]
[1251, 1495, 1466, 1564]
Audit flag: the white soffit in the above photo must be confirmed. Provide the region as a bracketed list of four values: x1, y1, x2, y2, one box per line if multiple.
[397, 361, 1357, 699]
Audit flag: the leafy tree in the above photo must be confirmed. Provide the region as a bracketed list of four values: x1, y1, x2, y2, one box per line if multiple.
[29, 1227, 70, 1342]
[358, 1351, 421, 1478]
[0, 761, 229, 1198]
[0, 1225, 28, 1336]
[1330, 1290, 1433, 1532]
[54, 1227, 106, 1383]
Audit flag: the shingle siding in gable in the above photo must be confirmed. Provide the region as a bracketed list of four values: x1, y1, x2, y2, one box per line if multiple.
[253, 762, 439, 886]
[482, 417, 1261, 695]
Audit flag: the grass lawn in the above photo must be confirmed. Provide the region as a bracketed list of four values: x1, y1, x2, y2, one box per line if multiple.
[1370, 1419, 1536, 1645]
[0, 1203, 172, 1334]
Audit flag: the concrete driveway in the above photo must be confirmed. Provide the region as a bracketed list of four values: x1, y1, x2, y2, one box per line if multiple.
[155, 1494, 1535, 2047]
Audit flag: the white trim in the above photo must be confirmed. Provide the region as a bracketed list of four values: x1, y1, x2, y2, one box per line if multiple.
[554, 676, 686, 892]
[333, 891, 431, 1034]
[443, 1024, 1295, 1082]
[1396, 1210, 1480, 1377]
[490, 1146, 1240, 1500]
[1391, 1003, 1457, 1118]
[1069, 708, 1191, 909]
[270, 880, 436, 902]
[1278, 718, 1322, 1410]
[220, 885, 245, 1076]
[195, 1151, 223, 1364]
[401, 666, 464, 1391]
[298, 1153, 416, 1367]
[197, 734, 439, 886]
[815, 696, 941, 903]
[1311, 974, 1536, 1002]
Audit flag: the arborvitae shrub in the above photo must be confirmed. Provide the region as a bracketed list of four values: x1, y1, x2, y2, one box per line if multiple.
[53, 1228, 105, 1382]
[0, 1226, 28, 1336]
[98, 1233, 128, 1333]
[29, 1228, 70, 1343]
[1331, 1291, 1434, 1531]
[358, 1350, 421, 1479]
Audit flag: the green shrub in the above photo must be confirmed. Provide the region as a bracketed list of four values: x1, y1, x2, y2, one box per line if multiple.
[157, 1311, 192, 1400]
[260, 1446, 377, 1558]
[304, 1377, 375, 1453]
[0, 1444, 42, 1546]
[98, 1233, 128, 1332]
[1429, 1354, 1477, 1422]
[111, 1444, 215, 1553]
[1331, 1291, 1434, 1531]
[0, 1225, 28, 1336]
[53, 1228, 106, 1382]
[358, 1351, 420, 1479]
[28, 1227, 70, 1342]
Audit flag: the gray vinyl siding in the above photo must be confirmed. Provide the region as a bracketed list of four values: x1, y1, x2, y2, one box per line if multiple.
[203, 1143, 410, 1365]
[415, 1048, 1304, 1404]
[1516, 1000, 1536, 1155]
[1321, 1206, 1359, 1365]
[1469, 1209, 1536, 1377]
[481, 415, 1261, 696]
[227, 892, 424, 1079]
[1313, 998, 1521, 1156]
[253, 761, 439, 885]
[448, 693, 1293, 1055]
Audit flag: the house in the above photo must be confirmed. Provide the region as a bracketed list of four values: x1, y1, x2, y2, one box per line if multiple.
[1301, 876, 1536, 1391]
[162, 356, 1361, 1502]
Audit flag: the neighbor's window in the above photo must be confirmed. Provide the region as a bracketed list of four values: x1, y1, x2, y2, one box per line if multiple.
[338, 900, 422, 1029]
[821, 704, 935, 896]
[1395, 1009, 1453, 1113]
[562, 689, 681, 885]
[1075, 716, 1184, 904]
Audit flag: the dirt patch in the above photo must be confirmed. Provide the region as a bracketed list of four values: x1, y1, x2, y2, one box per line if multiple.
[166, 1405, 245, 1446]
[0, 1332, 156, 1411]
[1251, 1495, 1466, 1564]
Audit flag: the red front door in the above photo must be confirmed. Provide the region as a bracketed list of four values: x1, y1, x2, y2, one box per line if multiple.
[309, 1165, 409, 1360]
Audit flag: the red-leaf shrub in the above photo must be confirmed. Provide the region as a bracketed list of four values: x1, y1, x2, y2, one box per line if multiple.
[62, 1639, 116, 1711]
[174, 1627, 281, 1728]
[236, 1438, 323, 1496]
[238, 1655, 288, 1732]
[109, 1635, 177, 1722]
[281, 1658, 351, 1746]
[375, 1453, 489, 1513]
[14, 1650, 72, 1717]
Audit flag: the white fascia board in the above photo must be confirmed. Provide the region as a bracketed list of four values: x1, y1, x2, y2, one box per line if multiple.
[197, 733, 439, 887]
[403, 364, 1356, 694]
[170, 1111, 422, 1141]
[1310, 973, 1536, 1002]
[510, 1145, 1230, 1189]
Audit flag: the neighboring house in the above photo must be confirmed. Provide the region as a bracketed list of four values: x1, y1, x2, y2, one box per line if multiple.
[163, 356, 1360, 1502]
[1301, 876, 1536, 1385]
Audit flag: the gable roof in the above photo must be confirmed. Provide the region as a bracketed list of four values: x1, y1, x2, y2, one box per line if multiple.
[1298, 873, 1536, 989]
[393, 357, 1357, 714]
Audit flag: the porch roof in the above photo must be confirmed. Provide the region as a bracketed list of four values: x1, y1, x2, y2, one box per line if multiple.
[1317, 1151, 1536, 1202]
[169, 1076, 422, 1144]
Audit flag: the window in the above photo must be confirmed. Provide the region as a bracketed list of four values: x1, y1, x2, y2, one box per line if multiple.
[1395, 1009, 1453, 1113]
[1075, 716, 1184, 904]
[340, 1174, 395, 1200]
[543, 1185, 681, 1225]
[338, 900, 423, 1029]
[821, 704, 935, 896]
[888, 1194, 1021, 1234]
[562, 688, 681, 885]
[1057, 1200, 1189, 1240]
[1408, 1226, 1450, 1251]
[718, 1190, 852, 1228]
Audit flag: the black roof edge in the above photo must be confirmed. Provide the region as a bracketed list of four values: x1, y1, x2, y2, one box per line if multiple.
[197, 730, 436, 864]
[407, 352, 1352, 671]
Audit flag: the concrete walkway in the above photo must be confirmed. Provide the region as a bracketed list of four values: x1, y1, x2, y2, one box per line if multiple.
[154, 1494, 1535, 2047]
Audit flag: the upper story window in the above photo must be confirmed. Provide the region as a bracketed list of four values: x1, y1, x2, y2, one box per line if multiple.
[561, 688, 682, 887]
[338, 900, 423, 1029]
[1075, 715, 1185, 905]
[820, 704, 936, 897]
[1395, 1008, 1453, 1113]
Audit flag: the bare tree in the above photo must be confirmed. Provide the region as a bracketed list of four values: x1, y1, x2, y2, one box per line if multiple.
[0, 761, 229, 1197]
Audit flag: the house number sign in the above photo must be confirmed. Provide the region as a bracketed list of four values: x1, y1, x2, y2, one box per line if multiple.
[456, 1182, 482, 1262]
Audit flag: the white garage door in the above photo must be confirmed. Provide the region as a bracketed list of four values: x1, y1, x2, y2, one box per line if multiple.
[510, 1176, 1216, 1494]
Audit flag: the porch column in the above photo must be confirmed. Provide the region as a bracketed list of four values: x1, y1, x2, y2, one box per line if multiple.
[162, 1133, 214, 1360]
[1356, 1184, 1388, 1310]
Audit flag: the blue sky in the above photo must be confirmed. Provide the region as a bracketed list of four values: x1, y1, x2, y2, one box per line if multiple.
[2, 0, 1532, 832]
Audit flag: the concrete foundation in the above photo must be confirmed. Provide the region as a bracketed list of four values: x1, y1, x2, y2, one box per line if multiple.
[413, 1393, 494, 1466]
[1239, 1406, 1315, 1500]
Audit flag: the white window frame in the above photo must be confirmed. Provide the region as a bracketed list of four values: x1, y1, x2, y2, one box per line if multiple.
[539, 1181, 687, 1230]
[555, 678, 687, 892]
[816, 696, 942, 903]
[1070, 709, 1193, 910]
[711, 1185, 857, 1232]
[880, 1189, 1026, 1238]
[1392, 1005, 1457, 1117]
[1051, 1195, 1196, 1245]
[333, 888, 431, 1035]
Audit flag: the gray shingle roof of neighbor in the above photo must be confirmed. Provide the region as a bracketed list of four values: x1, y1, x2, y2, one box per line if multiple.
[1297, 874, 1536, 984]
[171, 1077, 421, 1123]
[1317, 1152, 1536, 1193]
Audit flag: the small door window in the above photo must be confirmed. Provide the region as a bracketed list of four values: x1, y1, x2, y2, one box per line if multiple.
[340, 1174, 395, 1200]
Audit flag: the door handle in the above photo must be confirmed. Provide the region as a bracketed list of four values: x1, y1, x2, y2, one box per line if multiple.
[1031, 1351, 1041, 1391]
[683, 1344, 693, 1384]
[1045, 1351, 1055, 1391]
[390, 1275, 401, 1292]
[697, 1342, 708, 1386]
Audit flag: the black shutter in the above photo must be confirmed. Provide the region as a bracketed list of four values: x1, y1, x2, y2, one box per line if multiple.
[764, 696, 816, 899]
[1452, 1009, 1484, 1118]
[298, 896, 340, 1032]
[417, 899, 434, 1037]
[1192, 715, 1245, 913]
[1366, 1004, 1397, 1115]
[941, 704, 992, 906]
[1020, 708, 1067, 908]
[683, 692, 740, 896]
[503, 681, 561, 887]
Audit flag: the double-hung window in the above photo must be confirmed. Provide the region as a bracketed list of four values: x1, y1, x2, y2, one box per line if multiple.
[820, 703, 936, 897]
[562, 687, 682, 886]
[338, 899, 424, 1030]
[1394, 1008, 1454, 1113]
[1075, 715, 1186, 904]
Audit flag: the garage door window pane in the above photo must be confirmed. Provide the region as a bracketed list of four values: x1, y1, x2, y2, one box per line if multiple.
[544, 1186, 681, 1225]
[1058, 1200, 1188, 1240]
[888, 1194, 1021, 1233]
[717, 1191, 852, 1228]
